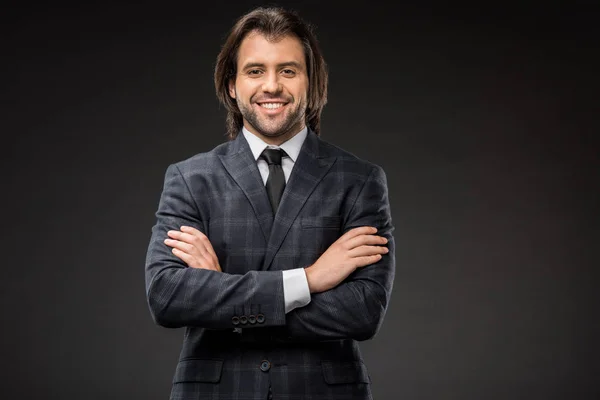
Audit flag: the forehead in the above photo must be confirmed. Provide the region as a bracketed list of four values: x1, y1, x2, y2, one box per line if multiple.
[236, 31, 306, 68]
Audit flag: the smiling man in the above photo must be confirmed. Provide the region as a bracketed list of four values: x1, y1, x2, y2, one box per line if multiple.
[145, 6, 396, 400]
[229, 32, 308, 144]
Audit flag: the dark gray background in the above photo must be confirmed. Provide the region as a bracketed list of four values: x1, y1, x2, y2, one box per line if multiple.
[2, 1, 598, 399]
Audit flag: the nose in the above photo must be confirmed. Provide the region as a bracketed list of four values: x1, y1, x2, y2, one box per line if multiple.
[261, 71, 282, 94]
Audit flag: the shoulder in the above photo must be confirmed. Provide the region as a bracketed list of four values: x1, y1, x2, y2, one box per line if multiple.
[166, 140, 233, 177]
[317, 136, 387, 181]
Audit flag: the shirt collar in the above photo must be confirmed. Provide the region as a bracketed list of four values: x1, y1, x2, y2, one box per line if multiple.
[242, 126, 308, 163]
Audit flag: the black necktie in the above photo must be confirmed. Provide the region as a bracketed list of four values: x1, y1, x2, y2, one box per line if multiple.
[261, 148, 286, 215]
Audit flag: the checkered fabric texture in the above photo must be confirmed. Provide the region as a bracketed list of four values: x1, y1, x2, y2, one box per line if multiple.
[145, 130, 395, 400]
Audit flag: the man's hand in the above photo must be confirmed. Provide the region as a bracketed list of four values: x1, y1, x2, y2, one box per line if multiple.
[164, 226, 222, 271]
[304, 226, 388, 294]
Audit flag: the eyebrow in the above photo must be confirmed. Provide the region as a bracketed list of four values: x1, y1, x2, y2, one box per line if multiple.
[241, 61, 304, 70]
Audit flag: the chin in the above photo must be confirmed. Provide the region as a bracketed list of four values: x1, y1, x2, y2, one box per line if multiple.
[261, 130, 289, 138]
[254, 122, 293, 137]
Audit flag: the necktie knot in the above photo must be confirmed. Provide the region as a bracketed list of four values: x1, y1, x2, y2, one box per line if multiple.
[261, 148, 285, 165]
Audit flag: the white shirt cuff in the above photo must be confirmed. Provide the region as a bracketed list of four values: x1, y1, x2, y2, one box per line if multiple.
[282, 268, 311, 313]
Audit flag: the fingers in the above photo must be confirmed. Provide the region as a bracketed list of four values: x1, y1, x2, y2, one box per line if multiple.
[166, 239, 212, 268]
[340, 228, 388, 266]
[180, 226, 219, 263]
[348, 244, 389, 259]
[344, 232, 387, 250]
[164, 236, 195, 254]
[165, 226, 221, 271]
[166, 227, 210, 256]
[171, 247, 200, 268]
[171, 244, 218, 270]
[167, 228, 203, 248]
[353, 254, 383, 268]
[339, 226, 378, 241]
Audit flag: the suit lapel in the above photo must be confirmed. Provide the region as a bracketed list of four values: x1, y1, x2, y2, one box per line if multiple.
[218, 134, 273, 242]
[263, 131, 337, 270]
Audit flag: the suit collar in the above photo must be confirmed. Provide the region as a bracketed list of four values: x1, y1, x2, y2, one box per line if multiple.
[242, 127, 308, 163]
[218, 133, 273, 242]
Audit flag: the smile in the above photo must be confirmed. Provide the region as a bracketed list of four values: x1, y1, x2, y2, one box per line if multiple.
[258, 102, 285, 109]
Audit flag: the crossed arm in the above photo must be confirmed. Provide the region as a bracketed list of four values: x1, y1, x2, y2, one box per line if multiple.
[165, 225, 388, 294]
[145, 164, 395, 341]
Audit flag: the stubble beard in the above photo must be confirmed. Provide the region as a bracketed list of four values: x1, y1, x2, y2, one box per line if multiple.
[237, 97, 307, 139]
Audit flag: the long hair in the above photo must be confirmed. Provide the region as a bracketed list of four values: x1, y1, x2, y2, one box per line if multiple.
[214, 6, 328, 140]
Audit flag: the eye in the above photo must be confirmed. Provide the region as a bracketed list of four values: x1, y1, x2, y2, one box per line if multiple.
[281, 69, 296, 76]
[247, 69, 263, 76]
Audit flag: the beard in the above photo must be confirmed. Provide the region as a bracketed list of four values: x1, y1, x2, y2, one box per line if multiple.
[236, 96, 307, 139]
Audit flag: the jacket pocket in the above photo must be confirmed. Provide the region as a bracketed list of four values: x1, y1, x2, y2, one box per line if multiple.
[321, 360, 370, 384]
[173, 358, 223, 383]
[301, 216, 342, 229]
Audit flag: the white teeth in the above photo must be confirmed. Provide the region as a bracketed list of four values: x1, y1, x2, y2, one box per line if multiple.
[260, 103, 283, 109]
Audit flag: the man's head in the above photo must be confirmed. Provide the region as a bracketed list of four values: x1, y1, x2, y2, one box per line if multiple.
[214, 7, 328, 142]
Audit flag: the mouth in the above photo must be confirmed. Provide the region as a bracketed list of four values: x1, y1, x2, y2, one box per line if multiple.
[254, 100, 289, 114]
[258, 102, 286, 109]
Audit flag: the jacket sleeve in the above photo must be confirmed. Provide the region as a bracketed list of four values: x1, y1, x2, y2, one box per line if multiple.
[282, 165, 396, 341]
[144, 163, 287, 329]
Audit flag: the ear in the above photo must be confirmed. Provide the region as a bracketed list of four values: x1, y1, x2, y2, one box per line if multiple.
[228, 79, 236, 99]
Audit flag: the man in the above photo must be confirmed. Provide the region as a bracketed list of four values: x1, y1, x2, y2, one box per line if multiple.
[145, 6, 395, 400]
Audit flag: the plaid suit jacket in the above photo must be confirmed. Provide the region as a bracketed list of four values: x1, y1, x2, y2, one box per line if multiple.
[145, 130, 395, 399]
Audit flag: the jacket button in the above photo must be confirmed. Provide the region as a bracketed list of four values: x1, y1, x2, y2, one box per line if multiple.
[256, 314, 265, 323]
[231, 316, 240, 325]
[240, 315, 248, 325]
[260, 360, 271, 372]
[248, 314, 257, 324]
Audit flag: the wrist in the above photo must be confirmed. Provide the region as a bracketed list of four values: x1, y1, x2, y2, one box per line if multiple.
[304, 265, 317, 294]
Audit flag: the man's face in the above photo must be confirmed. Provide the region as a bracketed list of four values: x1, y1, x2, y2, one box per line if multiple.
[228, 31, 309, 144]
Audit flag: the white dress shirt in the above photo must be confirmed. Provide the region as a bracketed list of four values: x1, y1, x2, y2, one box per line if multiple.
[242, 127, 311, 314]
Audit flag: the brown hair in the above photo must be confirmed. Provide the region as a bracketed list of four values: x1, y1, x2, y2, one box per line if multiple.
[214, 6, 328, 140]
